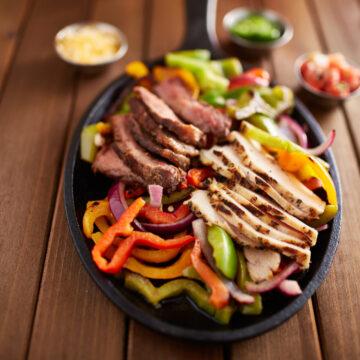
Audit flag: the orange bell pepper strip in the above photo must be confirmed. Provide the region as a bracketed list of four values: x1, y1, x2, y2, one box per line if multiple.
[139, 204, 190, 224]
[124, 247, 192, 279]
[125, 61, 149, 78]
[92, 217, 194, 274]
[132, 247, 181, 263]
[187, 168, 215, 188]
[190, 239, 230, 309]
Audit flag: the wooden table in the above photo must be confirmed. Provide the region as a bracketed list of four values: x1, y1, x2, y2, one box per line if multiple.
[1, 0, 359, 358]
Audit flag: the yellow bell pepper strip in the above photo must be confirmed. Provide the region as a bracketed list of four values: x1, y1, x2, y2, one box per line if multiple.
[95, 121, 112, 135]
[236, 251, 263, 315]
[125, 61, 149, 78]
[92, 209, 195, 275]
[124, 271, 235, 324]
[91, 231, 103, 243]
[83, 200, 115, 238]
[94, 216, 111, 233]
[124, 248, 192, 279]
[191, 238, 230, 308]
[182, 266, 202, 281]
[80, 124, 98, 163]
[153, 66, 200, 99]
[131, 247, 181, 264]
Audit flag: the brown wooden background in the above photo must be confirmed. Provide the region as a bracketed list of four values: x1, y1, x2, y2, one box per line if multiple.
[0, 0, 359, 359]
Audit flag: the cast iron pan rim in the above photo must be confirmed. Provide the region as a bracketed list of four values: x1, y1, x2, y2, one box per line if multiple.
[64, 58, 342, 342]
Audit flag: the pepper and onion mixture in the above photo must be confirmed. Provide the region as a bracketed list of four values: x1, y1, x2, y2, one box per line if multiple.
[81, 49, 338, 325]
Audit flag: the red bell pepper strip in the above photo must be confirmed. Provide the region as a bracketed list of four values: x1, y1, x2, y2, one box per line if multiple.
[190, 238, 230, 308]
[125, 186, 146, 199]
[93, 224, 194, 275]
[187, 168, 215, 188]
[139, 204, 190, 224]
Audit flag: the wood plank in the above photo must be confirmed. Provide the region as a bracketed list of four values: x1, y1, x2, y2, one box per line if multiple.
[311, 0, 360, 158]
[0, 0, 30, 91]
[0, 0, 89, 358]
[27, 0, 147, 359]
[266, 0, 360, 358]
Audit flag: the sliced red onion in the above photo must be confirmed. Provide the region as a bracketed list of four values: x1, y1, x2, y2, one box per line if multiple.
[107, 183, 125, 220]
[278, 279, 302, 296]
[279, 115, 308, 148]
[307, 129, 336, 156]
[316, 224, 328, 232]
[141, 212, 196, 235]
[148, 184, 163, 208]
[192, 219, 255, 305]
[245, 262, 299, 294]
[118, 182, 145, 231]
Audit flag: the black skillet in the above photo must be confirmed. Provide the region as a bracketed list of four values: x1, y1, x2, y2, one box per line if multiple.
[64, 0, 342, 342]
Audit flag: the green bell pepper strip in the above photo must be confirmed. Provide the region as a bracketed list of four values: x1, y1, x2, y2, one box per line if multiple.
[165, 53, 229, 91]
[236, 251, 263, 315]
[249, 113, 279, 136]
[201, 90, 226, 108]
[207, 225, 238, 280]
[182, 266, 202, 281]
[80, 124, 98, 163]
[171, 49, 211, 61]
[241, 121, 330, 170]
[162, 188, 192, 205]
[210, 58, 243, 78]
[124, 271, 235, 324]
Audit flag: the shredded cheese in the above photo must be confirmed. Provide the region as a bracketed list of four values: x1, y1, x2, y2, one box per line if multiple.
[56, 25, 120, 64]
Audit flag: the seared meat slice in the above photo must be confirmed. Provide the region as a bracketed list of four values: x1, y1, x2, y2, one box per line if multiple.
[229, 182, 318, 244]
[210, 194, 311, 269]
[155, 78, 231, 139]
[244, 248, 281, 283]
[131, 119, 190, 169]
[209, 181, 310, 248]
[229, 131, 326, 218]
[200, 146, 309, 220]
[185, 190, 256, 247]
[130, 98, 199, 157]
[92, 145, 144, 185]
[111, 114, 185, 191]
[133, 86, 205, 147]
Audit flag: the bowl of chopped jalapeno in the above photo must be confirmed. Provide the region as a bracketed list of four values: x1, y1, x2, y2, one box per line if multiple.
[223, 8, 293, 50]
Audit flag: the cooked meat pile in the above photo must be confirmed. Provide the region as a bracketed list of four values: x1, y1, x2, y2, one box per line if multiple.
[186, 130, 325, 273]
[92, 78, 232, 191]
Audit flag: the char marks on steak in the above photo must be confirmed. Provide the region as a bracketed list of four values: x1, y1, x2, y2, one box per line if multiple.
[92, 145, 145, 185]
[130, 117, 190, 169]
[155, 78, 231, 139]
[111, 114, 185, 191]
[133, 86, 205, 147]
[130, 97, 199, 157]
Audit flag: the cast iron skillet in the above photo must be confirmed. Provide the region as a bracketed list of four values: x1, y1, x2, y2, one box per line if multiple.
[64, 0, 342, 342]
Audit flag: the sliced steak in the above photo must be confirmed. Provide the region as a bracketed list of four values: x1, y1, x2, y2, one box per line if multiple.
[130, 98, 199, 157]
[92, 145, 144, 185]
[133, 86, 205, 147]
[111, 114, 185, 191]
[131, 118, 190, 169]
[155, 78, 231, 138]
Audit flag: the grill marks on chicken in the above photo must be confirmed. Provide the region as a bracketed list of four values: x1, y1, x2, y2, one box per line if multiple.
[155, 78, 231, 139]
[111, 114, 185, 191]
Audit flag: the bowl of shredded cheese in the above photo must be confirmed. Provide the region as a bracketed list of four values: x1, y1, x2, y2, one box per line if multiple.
[55, 22, 128, 69]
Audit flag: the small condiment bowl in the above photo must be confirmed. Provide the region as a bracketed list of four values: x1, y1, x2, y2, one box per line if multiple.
[223, 8, 293, 51]
[54, 21, 128, 72]
[294, 53, 360, 107]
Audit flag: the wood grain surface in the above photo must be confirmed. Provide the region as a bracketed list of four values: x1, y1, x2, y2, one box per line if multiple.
[0, 0, 359, 359]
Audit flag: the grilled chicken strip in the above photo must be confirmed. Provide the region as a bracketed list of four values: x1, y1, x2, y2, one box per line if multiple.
[209, 183, 309, 249]
[131, 118, 190, 169]
[185, 190, 257, 247]
[228, 131, 325, 218]
[130, 97, 199, 157]
[92, 145, 145, 185]
[210, 195, 311, 268]
[111, 114, 185, 191]
[244, 248, 281, 283]
[155, 78, 232, 139]
[133, 86, 205, 147]
[209, 181, 312, 247]
[200, 146, 310, 220]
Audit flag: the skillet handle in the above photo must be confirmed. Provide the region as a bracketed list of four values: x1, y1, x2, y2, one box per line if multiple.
[181, 0, 223, 57]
